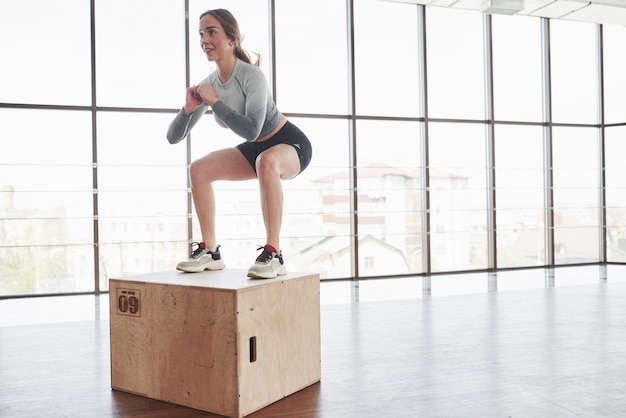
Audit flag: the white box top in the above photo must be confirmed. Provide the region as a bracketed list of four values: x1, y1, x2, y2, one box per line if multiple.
[109, 269, 318, 292]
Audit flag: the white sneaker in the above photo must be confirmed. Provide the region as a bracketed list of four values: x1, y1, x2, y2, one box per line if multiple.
[247, 245, 287, 279]
[176, 242, 225, 273]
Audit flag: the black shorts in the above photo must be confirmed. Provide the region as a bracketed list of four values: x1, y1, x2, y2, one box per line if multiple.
[236, 121, 312, 176]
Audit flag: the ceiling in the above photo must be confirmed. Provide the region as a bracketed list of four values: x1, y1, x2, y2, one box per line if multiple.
[384, 0, 626, 26]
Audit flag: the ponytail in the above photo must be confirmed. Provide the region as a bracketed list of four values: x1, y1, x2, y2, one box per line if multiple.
[234, 44, 261, 67]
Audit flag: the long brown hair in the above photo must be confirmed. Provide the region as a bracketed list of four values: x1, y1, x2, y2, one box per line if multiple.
[200, 9, 261, 67]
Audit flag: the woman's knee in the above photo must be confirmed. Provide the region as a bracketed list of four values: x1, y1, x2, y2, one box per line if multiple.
[255, 146, 300, 179]
[255, 152, 280, 176]
[189, 157, 215, 185]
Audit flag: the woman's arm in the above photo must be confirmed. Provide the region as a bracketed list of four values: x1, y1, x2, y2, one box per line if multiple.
[166, 85, 210, 144]
[166, 104, 208, 144]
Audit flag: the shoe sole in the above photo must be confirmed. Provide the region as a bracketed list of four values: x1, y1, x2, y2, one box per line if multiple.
[247, 267, 287, 279]
[176, 260, 225, 273]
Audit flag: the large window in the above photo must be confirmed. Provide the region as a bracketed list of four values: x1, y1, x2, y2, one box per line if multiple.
[492, 15, 543, 123]
[426, 7, 485, 120]
[429, 122, 487, 272]
[603, 22, 626, 264]
[355, 120, 422, 276]
[494, 125, 545, 268]
[95, 0, 185, 108]
[606, 126, 626, 262]
[96, 112, 189, 290]
[354, 1, 420, 117]
[0, 0, 91, 106]
[2, 0, 626, 297]
[0, 109, 94, 294]
[550, 20, 598, 125]
[275, 0, 349, 115]
[603, 25, 626, 124]
[552, 127, 601, 264]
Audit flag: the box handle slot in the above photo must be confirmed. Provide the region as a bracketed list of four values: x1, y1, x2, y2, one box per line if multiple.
[249, 336, 257, 362]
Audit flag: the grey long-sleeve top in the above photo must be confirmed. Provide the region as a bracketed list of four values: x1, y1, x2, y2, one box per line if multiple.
[167, 59, 281, 144]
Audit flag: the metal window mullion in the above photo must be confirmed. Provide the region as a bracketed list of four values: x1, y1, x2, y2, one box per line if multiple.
[541, 18, 555, 266]
[90, 0, 100, 294]
[269, 0, 277, 100]
[596, 24, 607, 262]
[346, 0, 359, 279]
[417, 5, 431, 274]
[483, 13, 496, 270]
[184, 0, 193, 248]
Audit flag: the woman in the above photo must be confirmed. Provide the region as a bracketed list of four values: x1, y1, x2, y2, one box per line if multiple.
[167, 9, 312, 279]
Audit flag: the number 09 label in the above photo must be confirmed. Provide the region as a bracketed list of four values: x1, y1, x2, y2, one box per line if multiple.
[117, 288, 141, 317]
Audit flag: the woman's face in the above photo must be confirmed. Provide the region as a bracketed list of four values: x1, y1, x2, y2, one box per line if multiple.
[198, 14, 233, 62]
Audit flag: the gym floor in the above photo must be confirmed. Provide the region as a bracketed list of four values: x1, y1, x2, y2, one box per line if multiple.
[2, 265, 625, 417]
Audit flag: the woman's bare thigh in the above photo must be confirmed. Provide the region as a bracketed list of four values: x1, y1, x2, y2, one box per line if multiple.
[191, 147, 257, 182]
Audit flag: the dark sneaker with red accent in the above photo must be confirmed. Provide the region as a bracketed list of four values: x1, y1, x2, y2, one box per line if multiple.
[176, 242, 225, 273]
[247, 245, 287, 279]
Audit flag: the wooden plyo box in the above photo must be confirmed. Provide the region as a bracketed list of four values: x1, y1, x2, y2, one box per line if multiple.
[109, 269, 321, 418]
